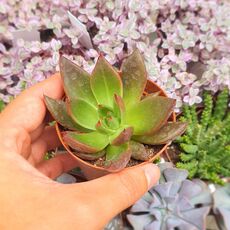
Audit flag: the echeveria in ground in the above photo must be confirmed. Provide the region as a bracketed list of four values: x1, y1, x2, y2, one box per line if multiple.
[45, 50, 186, 171]
[127, 163, 211, 230]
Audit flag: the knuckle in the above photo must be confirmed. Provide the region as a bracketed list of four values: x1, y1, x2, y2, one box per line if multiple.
[0, 127, 22, 150]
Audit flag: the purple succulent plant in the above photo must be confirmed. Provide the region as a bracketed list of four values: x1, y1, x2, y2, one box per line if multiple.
[127, 163, 212, 230]
[213, 184, 230, 230]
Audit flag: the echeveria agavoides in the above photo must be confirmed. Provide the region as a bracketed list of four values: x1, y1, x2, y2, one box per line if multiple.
[45, 49, 187, 171]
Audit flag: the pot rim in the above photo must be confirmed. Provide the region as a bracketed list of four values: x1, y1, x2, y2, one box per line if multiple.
[55, 79, 176, 172]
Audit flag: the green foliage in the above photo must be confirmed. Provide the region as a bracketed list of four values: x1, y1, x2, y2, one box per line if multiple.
[0, 100, 5, 112]
[176, 88, 230, 184]
[46, 50, 187, 171]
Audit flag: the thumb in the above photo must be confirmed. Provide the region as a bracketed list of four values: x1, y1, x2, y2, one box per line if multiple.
[79, 163, 160, 225]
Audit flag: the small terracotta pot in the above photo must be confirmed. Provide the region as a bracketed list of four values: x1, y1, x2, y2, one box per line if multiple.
[56, 79, 176, 180]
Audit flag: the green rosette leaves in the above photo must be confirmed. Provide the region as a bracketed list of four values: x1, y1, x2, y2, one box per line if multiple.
[45, 50, 186, 171]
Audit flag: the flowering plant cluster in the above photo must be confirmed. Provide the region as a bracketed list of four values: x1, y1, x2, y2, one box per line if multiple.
[0, 0, 230, 107]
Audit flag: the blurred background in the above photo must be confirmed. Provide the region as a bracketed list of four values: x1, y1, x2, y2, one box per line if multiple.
[0, 0, 230, 110]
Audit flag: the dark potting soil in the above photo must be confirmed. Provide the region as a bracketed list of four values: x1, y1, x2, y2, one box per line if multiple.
[162, 143, 180, 164]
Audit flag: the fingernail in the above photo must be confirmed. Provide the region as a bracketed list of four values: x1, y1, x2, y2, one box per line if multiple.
[143, 164, 160, 189]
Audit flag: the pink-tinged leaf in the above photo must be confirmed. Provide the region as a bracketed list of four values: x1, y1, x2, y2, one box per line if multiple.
[63, 131, 109, 153]
[133, 122, 187, 145]
[73, 150, 105, 161]
[69, 99, 99, 130]
[121, 49, 147, 108]
[141, 91, 160, 101]
[113, 94, 126, 124]
[60, 56, 97, 106]
[126, 95, 176, 135]
[44, 96, 89, 132]
[104, 143, 131, 171]
[130, 141, 149, 161]
[111, 127, 133, 145]
[90, 55, 123, 108]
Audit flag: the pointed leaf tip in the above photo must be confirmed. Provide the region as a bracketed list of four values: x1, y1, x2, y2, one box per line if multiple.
[121, 49, 147, 108]
[133, 122, 187, 145]
[90, 55, 123, 108]
[104, 143, 131, 171]
[113, 94, 126, 124]
[44, 96, 89, 132]
[60, 56, 97, 106]
[111, 127, 133, 145]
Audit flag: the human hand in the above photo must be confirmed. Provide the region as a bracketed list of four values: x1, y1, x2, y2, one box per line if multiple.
[0, 74, 160, 230]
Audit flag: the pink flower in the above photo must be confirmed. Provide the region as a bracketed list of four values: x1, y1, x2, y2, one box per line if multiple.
[176, 72, 197, 86]
[183, 87, 202, 105]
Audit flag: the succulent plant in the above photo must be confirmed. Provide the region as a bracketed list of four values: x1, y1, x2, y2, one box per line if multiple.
[45, 50, 186, 170]
[127, 163, 212, 230]
[176, 89, 230, 184]
[104, 214, 125, 230]
[213, 184, 230, 230]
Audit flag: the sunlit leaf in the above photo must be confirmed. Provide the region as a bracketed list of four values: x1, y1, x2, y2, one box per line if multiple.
[126, 95, 175, 135]
[111, 127, 133, 145]
[44, 96, 89, 132]
[133, 122, 187, 145]
[63, 131, 109, 153]
[121, 49, 147, 108]
[113, 94, 126, 125]
[60, 56, 97, 106]
[90, 55, 122, 108]
[104, 142, 131, 171]
[74, 150, 106, 161]
[69, 99, 99, 130]
[95, 120, 116, 135]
